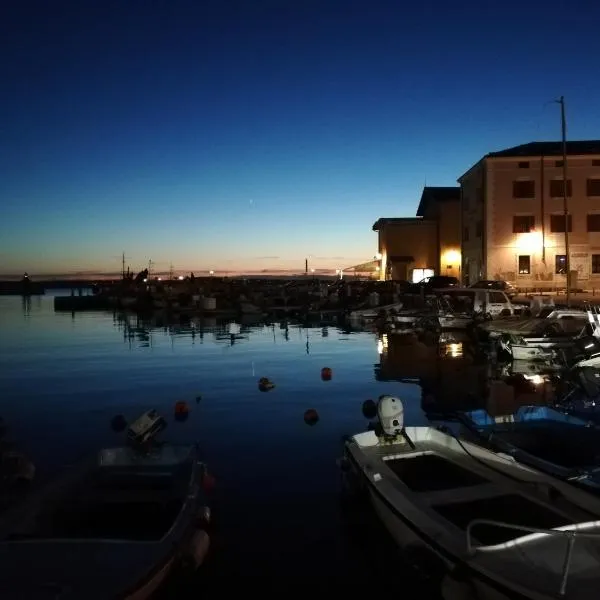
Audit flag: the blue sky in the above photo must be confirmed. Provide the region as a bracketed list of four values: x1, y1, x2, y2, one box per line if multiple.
[1, 0, 599, 276]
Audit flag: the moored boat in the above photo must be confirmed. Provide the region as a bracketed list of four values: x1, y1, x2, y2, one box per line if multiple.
[0, 411, 212, 599]
[340, 395, 600, 600]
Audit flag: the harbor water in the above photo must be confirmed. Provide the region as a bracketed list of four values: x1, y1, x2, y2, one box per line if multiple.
[1, 292, 448, 589]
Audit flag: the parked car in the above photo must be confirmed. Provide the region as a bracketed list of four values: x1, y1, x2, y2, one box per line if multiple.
[436, 287, 515, 318]
[469, 279, 517, 297]
[406, 275, 458, 294]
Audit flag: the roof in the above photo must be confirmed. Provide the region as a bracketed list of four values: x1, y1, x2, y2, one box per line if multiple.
[372, 217, 433, 231]
[487, 140, 600, 158]
[416, 186, 460, 217]
[458, 140, 600, 183]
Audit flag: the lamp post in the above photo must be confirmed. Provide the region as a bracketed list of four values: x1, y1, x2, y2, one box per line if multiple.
[556, 96, 570, 305]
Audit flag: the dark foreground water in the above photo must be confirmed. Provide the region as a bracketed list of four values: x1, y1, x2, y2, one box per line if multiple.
[1, 292, 481, 591]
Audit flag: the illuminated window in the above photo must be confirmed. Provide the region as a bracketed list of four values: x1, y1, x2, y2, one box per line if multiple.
[555, 255, 567, 274]
[518, 255, 531, 274]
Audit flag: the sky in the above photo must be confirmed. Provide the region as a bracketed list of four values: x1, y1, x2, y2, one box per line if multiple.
[1, 0, 599, 277]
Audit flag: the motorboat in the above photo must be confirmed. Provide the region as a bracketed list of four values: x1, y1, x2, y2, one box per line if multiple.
[0, 410, 212, 599]
[340, 395, 600, 600]
[458, 405, 600, 493]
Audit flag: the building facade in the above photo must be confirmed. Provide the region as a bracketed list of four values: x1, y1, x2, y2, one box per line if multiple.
[459, 141, 600, 289]
[373, 186, 461, 281]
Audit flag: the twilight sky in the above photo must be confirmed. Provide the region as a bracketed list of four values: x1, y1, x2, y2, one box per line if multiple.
[1, 0, 599, 276]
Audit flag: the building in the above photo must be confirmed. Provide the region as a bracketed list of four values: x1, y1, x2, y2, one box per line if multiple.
[373, 186, 461, 281]
[459, 140, 600, 288]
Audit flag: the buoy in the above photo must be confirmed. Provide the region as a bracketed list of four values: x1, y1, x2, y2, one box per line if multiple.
[258, 377, 275, 392]
[174, 401, 190, 422]
[110, 414, 127, 433]
[362, 399, 377, 419]
[304, 408, 319, 425]
[321, 367, 332, 381]
[202, 471, 216, 492]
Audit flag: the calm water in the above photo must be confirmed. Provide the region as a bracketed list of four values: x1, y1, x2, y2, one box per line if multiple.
[1, 291, 442, 587]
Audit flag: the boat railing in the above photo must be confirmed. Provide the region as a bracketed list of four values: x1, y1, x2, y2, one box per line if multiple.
[466, 518, 600, 596]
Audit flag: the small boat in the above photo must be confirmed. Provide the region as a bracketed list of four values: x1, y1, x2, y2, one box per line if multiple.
[458, 405, 600, 493]
[341, 395, 600, 600]
[0, 411, 212, 599]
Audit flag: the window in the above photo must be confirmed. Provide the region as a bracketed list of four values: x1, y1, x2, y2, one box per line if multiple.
[593, 255, 600, 274]
[555, 160, 564, 167]
[513, 180, 535, 198]
[587, 179, 600, 196]
[513, 215, 535, 233]
[593, 159, 600, 167]
[518, 255, 531, 274]
[463, 226, 469, 242]
[549, 179, 572, 197]
[555, 255, 567, 274]
[489, 292, 507, 303]
[518, 161, 530, 169]
[587, 214, 600, 232]
[550, 214, 572, 232]
[476, 220, 483, 237]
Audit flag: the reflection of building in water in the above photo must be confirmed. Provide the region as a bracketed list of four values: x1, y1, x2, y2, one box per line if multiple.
[483, 375, 553, 419]
[375, 332, 488, 413]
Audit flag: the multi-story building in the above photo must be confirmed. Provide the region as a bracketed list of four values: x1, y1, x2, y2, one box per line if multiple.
[373, 186, 461, 281]
[459, 141, 600, 288]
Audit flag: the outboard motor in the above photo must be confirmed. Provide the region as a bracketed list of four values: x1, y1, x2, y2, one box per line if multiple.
[376, 395, 415, 449]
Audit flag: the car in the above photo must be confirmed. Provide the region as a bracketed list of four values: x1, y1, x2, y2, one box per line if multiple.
[406, 275, 459, 294]
[469, 279, 517, 297]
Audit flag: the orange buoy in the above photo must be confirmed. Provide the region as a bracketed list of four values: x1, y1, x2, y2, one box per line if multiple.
[258, 377, 275, 392]
[174, 401, 190, 422]
[304, 408, 319, 425]
[321, 367, 332, 381]
[175, 401, 190, 415]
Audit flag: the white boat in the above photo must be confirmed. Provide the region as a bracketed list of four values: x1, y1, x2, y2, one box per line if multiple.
[341, 396, 600, 600]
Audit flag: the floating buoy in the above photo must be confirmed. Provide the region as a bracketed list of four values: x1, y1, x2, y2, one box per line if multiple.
[304, 408, 319, 425]
[202, 471, 216, 493]
[258, 377, 275, 392]
[362, 399, 377, 419]
[321, 367, 332, 381]
[110, 414, 127, 433]
[174, 401, 190, 422]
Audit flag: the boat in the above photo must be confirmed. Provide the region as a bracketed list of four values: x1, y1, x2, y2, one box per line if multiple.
[458, 405, 600, 493]
[0, 411, 212, 599]
[340, 395, 600, 600]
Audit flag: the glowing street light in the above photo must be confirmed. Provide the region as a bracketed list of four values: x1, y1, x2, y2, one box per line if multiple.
[209, 270, 214, 276]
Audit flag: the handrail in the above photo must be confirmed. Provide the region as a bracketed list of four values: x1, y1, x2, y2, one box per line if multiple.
[466, 518, 600, 596]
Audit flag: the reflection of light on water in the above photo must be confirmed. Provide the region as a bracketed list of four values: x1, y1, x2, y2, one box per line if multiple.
[440, 342, 463, 358]
[523, 374, 545, 386]
[377, 334, 388, 355]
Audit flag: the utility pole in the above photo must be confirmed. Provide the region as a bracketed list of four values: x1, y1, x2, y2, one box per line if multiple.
[148, 259, 153, 278]
[557, 96, 570, 306]
[122, 252, 126, 280]
[169, 263, 174, 281]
